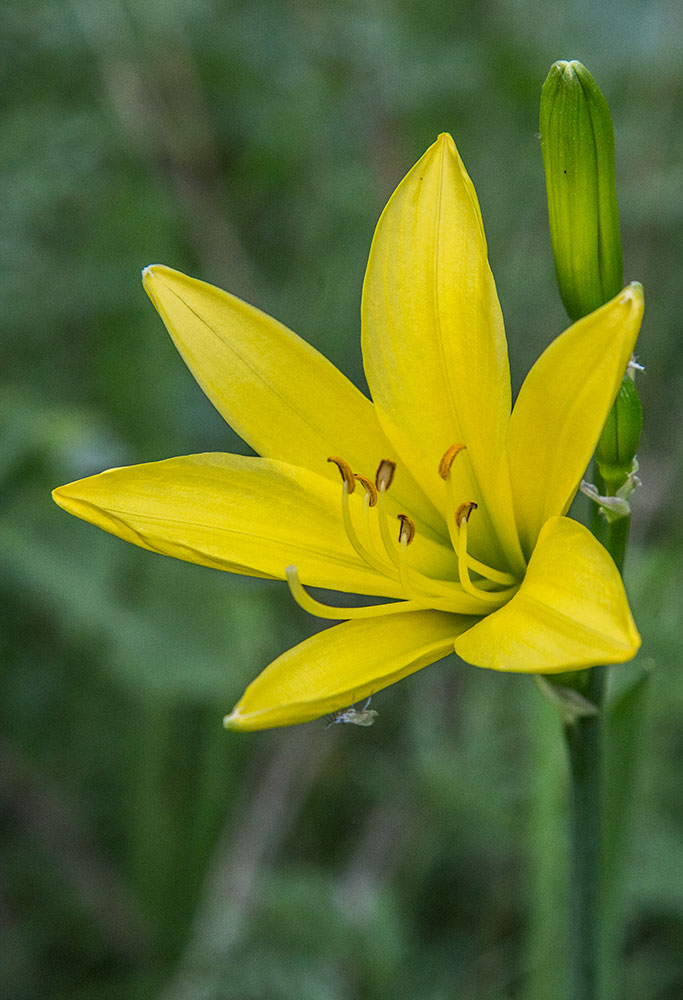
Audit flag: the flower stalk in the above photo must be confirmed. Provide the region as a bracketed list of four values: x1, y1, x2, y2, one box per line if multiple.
[563, 480, 635, 999]
[564, 663, 606, 1000]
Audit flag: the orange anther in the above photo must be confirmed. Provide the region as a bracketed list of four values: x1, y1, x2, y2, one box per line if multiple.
[438, 443, 467, 480]
[327, 456, 355, 493]
[353, 473, 378, 507]
[397, 513, 416, 546]
[455, 501, 478, 527]
[375, 459, 396, 492]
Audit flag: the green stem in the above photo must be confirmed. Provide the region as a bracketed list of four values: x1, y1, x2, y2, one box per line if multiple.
[588, 467, 609, 547]
[564, 665, 606, 1000]
[605, 512, 630, 576]
[565, 488, 631, 1000]
[590, 462, 632, 576]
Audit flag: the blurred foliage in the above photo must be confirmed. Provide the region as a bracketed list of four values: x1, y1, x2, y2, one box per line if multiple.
[1, 1, 682, 998]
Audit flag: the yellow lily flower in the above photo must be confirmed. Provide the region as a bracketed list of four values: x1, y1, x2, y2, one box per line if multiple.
[52, 134, 643, 731]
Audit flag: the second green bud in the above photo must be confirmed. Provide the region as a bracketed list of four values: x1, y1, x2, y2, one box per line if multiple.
[595, 373, 643, 493]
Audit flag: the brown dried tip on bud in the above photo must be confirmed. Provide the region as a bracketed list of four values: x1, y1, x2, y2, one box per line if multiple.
[375, 459, 396, 492]
[353, 473, 378, 507]
[438, 443, 467, 479]
[397, 513, 416, 546]
[455, 501, 478, 527]
[327, 456, 355, 493]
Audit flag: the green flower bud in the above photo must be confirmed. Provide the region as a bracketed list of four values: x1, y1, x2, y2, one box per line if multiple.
[595, 374, 643, 492]
[540, 60, 623, 321]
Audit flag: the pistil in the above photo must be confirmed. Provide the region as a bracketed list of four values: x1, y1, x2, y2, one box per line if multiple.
[285, 565, 420, 619]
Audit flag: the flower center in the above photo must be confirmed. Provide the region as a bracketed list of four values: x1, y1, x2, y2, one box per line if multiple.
[285, 449, 519, 621]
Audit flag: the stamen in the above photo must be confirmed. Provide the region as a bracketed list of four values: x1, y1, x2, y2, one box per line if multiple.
[375, 459, 396, 492]
[456, 501, 478, 525]
[354, 473, 378, 507]
[397, 514, 416, 545]
[440, 444, 474, 556]
[438, 443, 467, 479]
[439, 448, 517, 587]
[285, 565, 420, 619]
[328, 456, 356, 493]
[454, 508, 511, 604]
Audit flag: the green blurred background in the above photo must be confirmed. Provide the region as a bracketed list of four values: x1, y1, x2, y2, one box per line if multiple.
[1, 1, 682, 997]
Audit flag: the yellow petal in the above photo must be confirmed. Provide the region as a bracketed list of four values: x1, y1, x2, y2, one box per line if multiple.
[361, 134, 524, 574]
[507, 283, 644, 558]
[454, 516, 640, 673]
[52, 453, 462, 599]
[225, 609, 473, 730]
[142, 264, 442, 538]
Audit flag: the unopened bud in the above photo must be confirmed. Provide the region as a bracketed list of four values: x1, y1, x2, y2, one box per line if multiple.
[540, 60, 623, 321]
[594, 374, 643, 492]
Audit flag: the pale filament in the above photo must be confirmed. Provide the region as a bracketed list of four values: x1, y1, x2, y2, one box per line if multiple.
[376, 485, 401, 569]
[397, 537, 473, 612]
[361, 491, 380, 558]
[340, 482, 399, 581]
[356, 478, 390, 568]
